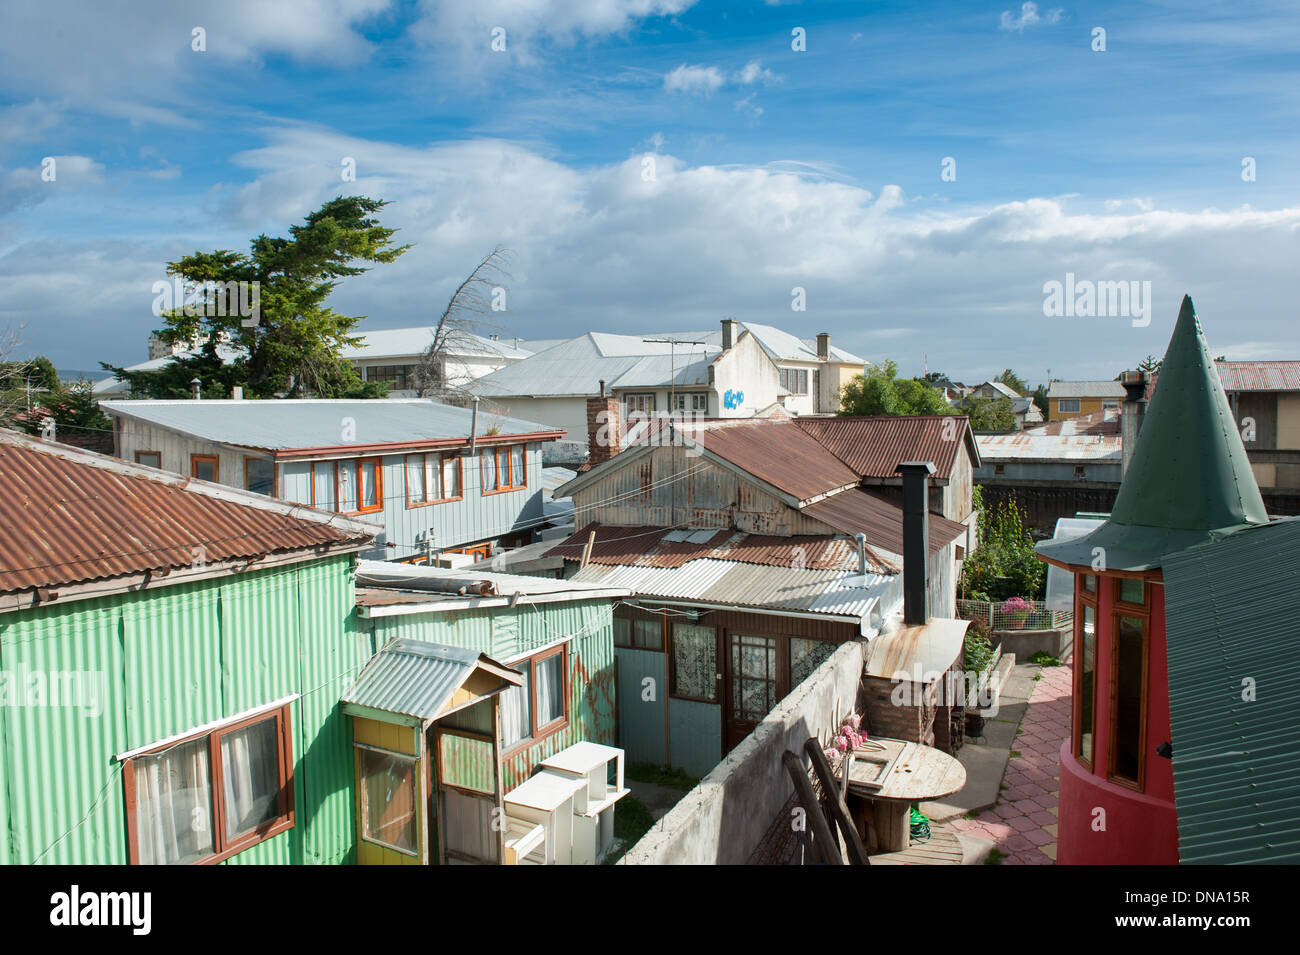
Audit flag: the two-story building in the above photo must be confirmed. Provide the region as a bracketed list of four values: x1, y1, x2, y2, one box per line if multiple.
[1216, 360, 1300, 511]
[101, 398, 564, 563]
[1046, 380, 1125, 421]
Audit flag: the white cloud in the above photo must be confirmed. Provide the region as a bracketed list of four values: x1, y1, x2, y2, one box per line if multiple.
[8, 128, 1300, 381]
[664, 64, 726, 94]
[1000, 3, 1064, 32]
[734, 60, 779, 86]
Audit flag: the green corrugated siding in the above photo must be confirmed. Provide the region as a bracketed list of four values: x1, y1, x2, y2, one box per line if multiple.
[615, 648, 666, 767]
[1163, 519, 1300, 864]
[667, 698, 722, 778]
[0, 554, 363, 865]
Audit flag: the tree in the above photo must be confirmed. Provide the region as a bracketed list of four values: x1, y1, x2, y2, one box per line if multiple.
[1137, 355, 1162, 375]
[960, 487, 1046, 601]
[102, 196, 410, 399]
[19, 379, 112, 440]
[1031, 383, 1050, 422]
[412, 247, 511, 400]
[964, 395, 1016, 431]
[839, 360, 953, 416]
[993, 368, 1027, 396]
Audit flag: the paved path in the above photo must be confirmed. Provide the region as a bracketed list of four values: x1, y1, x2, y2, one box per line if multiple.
[949, 664, 1071, 865]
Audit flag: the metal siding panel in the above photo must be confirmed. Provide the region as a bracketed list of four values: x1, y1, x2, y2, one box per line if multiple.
[221, 571, 301, 715]
[614, 647, 666, 768]
[0, 595, 129, 864]
[667, 698, 722, 777]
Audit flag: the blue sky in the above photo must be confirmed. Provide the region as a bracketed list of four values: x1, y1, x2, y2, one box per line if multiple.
[2, 0, 1298, 386]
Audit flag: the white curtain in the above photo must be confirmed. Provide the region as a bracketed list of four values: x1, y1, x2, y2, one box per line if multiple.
[535, 654, 563, 727]
[134, 738, 212, 864]
[500, 669, 531, 748]
[220, 718, 279, 839]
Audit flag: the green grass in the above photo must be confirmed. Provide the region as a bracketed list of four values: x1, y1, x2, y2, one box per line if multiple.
[1009, 750, 1022, 759]
[985, 847, 1006, 865]
[602, 796, 655, 865]
[625, 762, 700, 792]
[1029, 651, 1063, 667]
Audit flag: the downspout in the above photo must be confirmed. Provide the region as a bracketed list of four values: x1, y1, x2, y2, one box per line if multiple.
[469, 395, 480, 456]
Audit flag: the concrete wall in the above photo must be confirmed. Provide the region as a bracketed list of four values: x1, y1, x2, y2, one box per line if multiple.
[711, 331, 782, 417]
[619, 640, 865, 865]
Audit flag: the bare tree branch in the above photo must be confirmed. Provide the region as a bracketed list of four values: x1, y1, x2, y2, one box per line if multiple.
[414, 247, 513, 400]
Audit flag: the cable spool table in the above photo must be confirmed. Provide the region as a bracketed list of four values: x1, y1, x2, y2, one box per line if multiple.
[834, 738, 966, 853]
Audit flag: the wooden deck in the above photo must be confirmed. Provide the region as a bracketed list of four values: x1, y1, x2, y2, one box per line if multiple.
[869, 824, 964, 865]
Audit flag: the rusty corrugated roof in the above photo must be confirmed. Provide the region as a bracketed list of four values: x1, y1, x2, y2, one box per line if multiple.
[693, 420, 859, 500]
[1215, 360, 1300, 392]
[0, 429, 376, 598]
[792, 415, 979, 480]
[802, 488, 968, 559]
[545, 522, 897, 575]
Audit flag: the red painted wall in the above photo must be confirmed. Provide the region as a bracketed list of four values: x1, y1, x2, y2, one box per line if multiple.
[1058, 575, 1178, 864]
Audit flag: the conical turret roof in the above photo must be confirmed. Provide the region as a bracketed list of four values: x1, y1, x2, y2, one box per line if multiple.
[1036, 295, 1268, 572]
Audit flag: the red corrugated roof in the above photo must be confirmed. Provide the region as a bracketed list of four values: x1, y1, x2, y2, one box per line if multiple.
[691, 420, 859, 500]
[0, 430, 375, 598]
[792, 415, 976, 480]
[1216, 361, 1300, 392]
[802, 488, 968, 558]
[545, 523, 896, 575]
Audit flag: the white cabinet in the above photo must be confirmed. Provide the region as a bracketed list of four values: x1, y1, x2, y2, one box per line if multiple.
[503, 770, 587, 865]
[539, 742, 629, 864]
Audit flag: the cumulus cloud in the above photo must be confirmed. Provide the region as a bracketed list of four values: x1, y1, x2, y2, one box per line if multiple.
[1000, 3, 1064, 32]
[663, 64, 726, 94]
[7, 128, 1299, 380]
[734, 60, 779, 86]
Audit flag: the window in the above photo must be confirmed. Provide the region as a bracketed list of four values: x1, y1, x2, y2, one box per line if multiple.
[1058, 398, 1081, 413]
[790, 637, 837, 687]
[405, 452, 462, 506]
[442, 454, 462, 499]
[1116, 577, 1147, 608]
[779, 368, 809, 395]
[481, 445, 526, 494]
[364, 364, 416, 390]
[1074, 465, 1087, 478]
[123, 704, 293, 865]
[624, 394, 655, 415]
[190, 454, 219, 482]
[244, 457, 274, 496]
[1074, 574, 1098, 768]
[135, 450, 161, 469]
[671, 623, 718, 701]
[1111, 615, 1147, 787]
[671, 392, 708, 413]
[501, 646, 569, 753]
[358, 749, 417, 855]
[614, 617, 663, 651]
[324, 457, 383, 514]
[994, 464, 1006, 475]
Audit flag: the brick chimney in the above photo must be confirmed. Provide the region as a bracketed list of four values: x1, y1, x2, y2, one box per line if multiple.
[816, 332, 830, 360]
[721, 318, 740, 351]
[586, 379, 621, 467]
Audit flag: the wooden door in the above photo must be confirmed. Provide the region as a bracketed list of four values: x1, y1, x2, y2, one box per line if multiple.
[724, 633, 780, 752]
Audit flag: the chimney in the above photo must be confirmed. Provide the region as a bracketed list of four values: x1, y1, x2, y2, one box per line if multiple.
[1120, 370, 1147, 476]
[895, 461, 935, 626]
[721, 318, 740, 351]
[586, 379, 621, 468]
[190, 377, 202, 400]
[816, 332, 830, 360]
[231, 385, 243, 400]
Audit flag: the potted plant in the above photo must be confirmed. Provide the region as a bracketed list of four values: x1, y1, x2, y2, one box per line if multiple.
[1000, 596, 1032, 630]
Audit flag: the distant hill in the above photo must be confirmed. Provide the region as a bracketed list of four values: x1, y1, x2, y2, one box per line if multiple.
[57, 369, 103, 384]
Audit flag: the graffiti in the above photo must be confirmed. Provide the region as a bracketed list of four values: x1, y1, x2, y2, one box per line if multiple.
[723, 389, 745, 410]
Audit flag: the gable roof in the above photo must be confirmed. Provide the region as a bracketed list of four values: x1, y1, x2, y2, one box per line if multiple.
[981, 380, 1021, 399]
[1162, 517, 1300, 863]
[101, 398, 564, 456]
[1037, 296, 1268, 572]
[693, 419, 860, 501]
[1047, 380, 1126, 399]
[801, 488, 968, 558]
[0, 429, 376, 604]
[792, 415, 980, 480]
[1215, 360, 1300, 392]
[339, 327, 532, 362]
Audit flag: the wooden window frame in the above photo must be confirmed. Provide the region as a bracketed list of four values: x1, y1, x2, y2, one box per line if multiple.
[614, 615, 665, 652]
[243, 456, 276, 498]
[502, 644, 570, 757]
[669, 621, 720, 703]
[310, 460, 336, 511]
[1108, 608, 1150, 792]
[336, 456, 384, 515]
[190, 453, 219, 483]
[1058, 398, 1081, 413]
[406, 452, 464, 507]
[356, 745, 420, 858]
[1113, 577, 1150, 613]
[122, 703, 294, 865]
[481, 444, 527, 496]
[1073, 577, 1099, 771]
[135, 450, 162, 469]
[438, 453, 464, 502]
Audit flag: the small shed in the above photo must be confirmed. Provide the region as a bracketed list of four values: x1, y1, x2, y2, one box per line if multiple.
[861, 618, 969, 752]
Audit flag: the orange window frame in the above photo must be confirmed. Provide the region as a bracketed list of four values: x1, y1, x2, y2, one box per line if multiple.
[122, 703, 295, 865]
[502, 644, 570, 757]
[190, 453, 219, 482]
[1108, 578, 1150, 791]
[243, 456, 277, 498]
[405, 452, 464, 507]
[482, 444, 526, 495]
[336, 457, 384, 515]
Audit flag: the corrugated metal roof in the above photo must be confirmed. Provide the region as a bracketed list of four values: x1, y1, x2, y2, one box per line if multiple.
[1162, 518, 1300, 864]
[546, 523, 896, 574]
[864, 618, 970, 680]
[802, 488, 967, 560]
[792, 415, 979, 480]
[101, 398, 564, 453]
[974, 432, 1122, 462]
[571, 557, 894, 621]
[1215, 360, 1300, 392]
[1027, 407, 1120, 436]
[339, 327, 532, 361]
[695, 420, 860, 500]
[1047, 380, 1127, 399]
[341, 639, 521, 723]
[0, 429, 376, 597]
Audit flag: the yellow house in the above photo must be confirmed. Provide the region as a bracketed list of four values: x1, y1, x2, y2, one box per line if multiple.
[1047, 380, 1126, 421]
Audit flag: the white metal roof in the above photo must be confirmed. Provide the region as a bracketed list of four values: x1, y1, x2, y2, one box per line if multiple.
[340, 327, 532, 362]
[1048, 380, 1127, 399]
